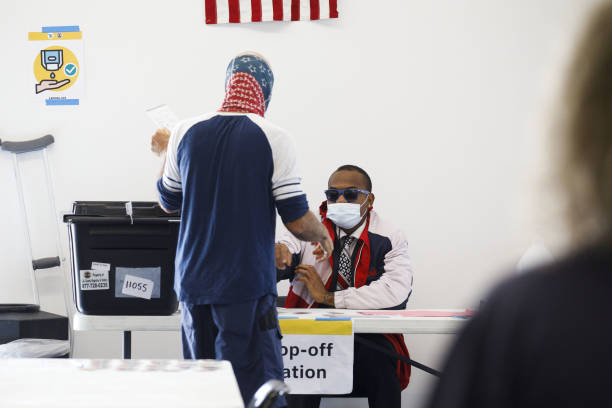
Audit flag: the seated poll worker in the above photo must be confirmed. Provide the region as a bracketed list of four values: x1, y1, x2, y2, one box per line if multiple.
[276, 165, 413, 408]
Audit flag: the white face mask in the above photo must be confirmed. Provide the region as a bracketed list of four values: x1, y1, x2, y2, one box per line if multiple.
[327, 200, 368, 229]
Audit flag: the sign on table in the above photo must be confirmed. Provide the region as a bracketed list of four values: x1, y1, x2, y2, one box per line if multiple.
[279, 318, 354, 394]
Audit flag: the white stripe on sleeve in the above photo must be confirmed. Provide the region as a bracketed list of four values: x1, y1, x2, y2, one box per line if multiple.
[162, 126, 182, 193]
[246, 114, 305, 202]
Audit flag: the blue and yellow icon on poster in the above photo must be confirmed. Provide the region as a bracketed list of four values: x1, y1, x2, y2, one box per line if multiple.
[33, 46, 79, 94]
[28, 25, 83, 106]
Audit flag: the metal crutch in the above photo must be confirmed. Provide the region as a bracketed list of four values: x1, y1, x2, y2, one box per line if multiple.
[0, 135, 66, 316]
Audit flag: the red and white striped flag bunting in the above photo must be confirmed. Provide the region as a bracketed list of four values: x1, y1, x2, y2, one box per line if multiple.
[205, 0, 339, 24]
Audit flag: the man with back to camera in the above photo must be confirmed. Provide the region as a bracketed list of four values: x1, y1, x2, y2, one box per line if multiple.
[276, 165, 414, 408]
[151, 51, 333, 407]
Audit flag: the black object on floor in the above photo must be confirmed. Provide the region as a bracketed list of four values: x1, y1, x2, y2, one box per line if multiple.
[0, 304, 40, 313]
[0, 310, 69, 345]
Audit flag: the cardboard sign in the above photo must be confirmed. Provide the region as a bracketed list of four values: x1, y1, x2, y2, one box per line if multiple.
[279, 319, 354, 394]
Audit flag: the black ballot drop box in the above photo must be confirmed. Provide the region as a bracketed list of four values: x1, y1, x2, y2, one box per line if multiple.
[63, 201, 180, 315]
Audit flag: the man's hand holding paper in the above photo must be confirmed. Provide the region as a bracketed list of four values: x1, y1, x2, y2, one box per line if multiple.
[151, 128, 170, 156]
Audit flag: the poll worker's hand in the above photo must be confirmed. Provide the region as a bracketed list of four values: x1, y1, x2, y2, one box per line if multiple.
[275, 243, 293, 270]
[151, 128, 171, 156]
[294, 264, 332, 305]
[312, 232, 333, 262]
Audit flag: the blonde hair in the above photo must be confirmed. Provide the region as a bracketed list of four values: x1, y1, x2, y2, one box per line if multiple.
[560, 0, 612, 244]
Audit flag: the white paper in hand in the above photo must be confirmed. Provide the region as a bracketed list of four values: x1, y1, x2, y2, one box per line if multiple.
[121, 274, 154, 300]
[146, 104, 179, 130]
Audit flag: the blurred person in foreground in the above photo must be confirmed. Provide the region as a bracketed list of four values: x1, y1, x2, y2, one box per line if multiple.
[426, 2, 612, 407]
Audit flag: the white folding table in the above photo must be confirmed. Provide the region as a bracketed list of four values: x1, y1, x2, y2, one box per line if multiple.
[72, 308, 469, 359]
[0, 358, 243, 408]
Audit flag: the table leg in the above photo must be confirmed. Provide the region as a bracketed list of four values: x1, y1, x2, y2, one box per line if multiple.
[123, 331, 132, 359]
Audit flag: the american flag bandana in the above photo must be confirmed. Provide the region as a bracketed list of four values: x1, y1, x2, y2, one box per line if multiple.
[205, 0, 339, 24]
[219, 54, 274, 117]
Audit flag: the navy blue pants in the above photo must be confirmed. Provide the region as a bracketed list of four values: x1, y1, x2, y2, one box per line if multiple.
[181, 294, 286, 407]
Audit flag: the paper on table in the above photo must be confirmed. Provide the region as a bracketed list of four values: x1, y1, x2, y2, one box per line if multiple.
[146, 104, 179, 130]
[76, 359, 224, 372]
[358, 310, 475, 318]
[279, 310, 391, 319]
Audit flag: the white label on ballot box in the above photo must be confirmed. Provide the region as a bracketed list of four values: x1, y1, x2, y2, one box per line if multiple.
[121, 274, 154, 299]
[279, 319, 354, 394]
[91, 262, 110, 272]
[80, 270, 109, 290]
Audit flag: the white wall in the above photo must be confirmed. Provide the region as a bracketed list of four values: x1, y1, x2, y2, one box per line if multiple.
[0, 1, 602, 406]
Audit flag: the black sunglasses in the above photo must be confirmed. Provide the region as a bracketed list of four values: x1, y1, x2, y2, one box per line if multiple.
[324, 188, 370, 203]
